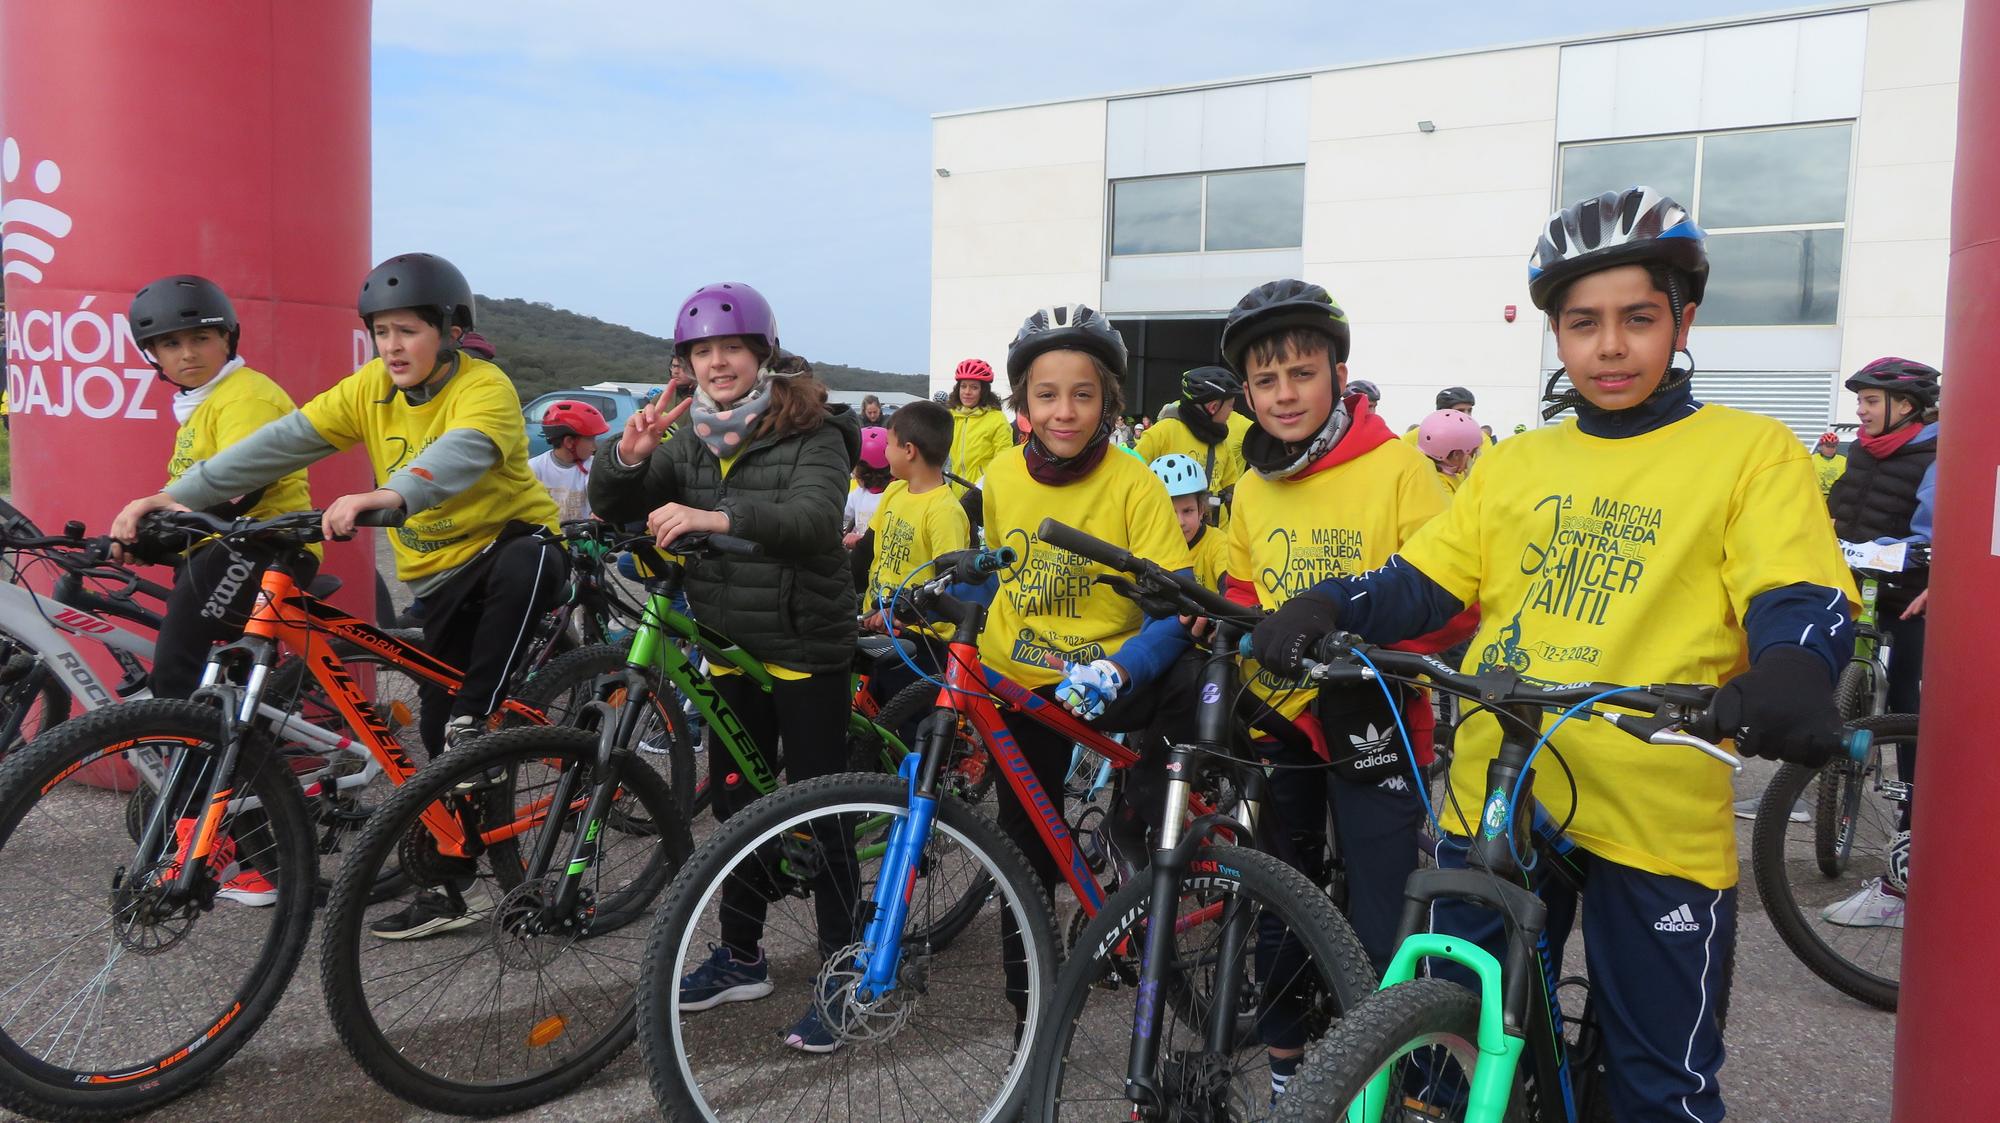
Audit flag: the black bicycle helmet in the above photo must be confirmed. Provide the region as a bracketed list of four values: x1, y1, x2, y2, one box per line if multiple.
[1006, 303, 1128, 383]
[1220, 279, 1350, 374]
[1845, 357, 1940, 411]
[129, 274, 239, 355]
[1181, 365, 1242, 404]
[1436, 386, 1475, 410]
[1528, 187, 1708, 317]
[358, 253, 476, 333]
[1347, 379, 1381, 405]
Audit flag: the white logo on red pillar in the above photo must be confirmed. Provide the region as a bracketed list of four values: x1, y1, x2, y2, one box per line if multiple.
[2, 136, 159, 421]
[1, 139, 71, 283]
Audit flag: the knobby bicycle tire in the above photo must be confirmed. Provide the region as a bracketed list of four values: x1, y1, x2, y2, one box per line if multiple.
[1029, 846, 1376, 1121]
[1751, 713, 1912, 1012]
[637, 772, 1057, 1123]
[0, 624, 71, 758]
[319, 725, 689, 1114]
[0, 700, 315, 1121]
[1272, 977, 1524, 1123]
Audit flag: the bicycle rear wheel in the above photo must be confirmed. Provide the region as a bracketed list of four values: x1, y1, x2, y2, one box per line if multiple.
[638, 773, 1056, 1122]
[1271, 977, 1523, 1123]
[1029, 846, 1376, 1121]
[320, 725, 689, 1113]
[520, 643, 695, 820]
[1751, 713, 1912, 1011]
[0, 700, 315, 1120]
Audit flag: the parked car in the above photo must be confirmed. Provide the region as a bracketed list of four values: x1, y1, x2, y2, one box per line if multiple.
[521, 384, 656, 458]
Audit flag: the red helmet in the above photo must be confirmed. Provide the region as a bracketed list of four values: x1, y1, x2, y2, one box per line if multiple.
[1817, 431, 1840, 448]
[954, 358, 994, 383]
[541, 399, 610, 440]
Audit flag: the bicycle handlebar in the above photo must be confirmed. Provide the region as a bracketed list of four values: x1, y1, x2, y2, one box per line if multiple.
[1035, 518, 1258, 626]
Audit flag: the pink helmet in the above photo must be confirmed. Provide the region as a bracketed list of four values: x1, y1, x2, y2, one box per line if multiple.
[1417, 409, 1484, 466]
[859, 426, 891, 469]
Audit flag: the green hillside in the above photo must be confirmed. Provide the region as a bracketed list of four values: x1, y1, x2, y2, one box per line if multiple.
[474, 296, 927, 400]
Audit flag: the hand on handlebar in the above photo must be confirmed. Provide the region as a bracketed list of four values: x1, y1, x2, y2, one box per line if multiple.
[1055, 659, 1126, 720]
[1248, 592, 1341, 675]
[646, 502, 729, 549]
[322, 489, 407, 542]
[1694, 647, 1845, 768]
[109, 492, 190, 561]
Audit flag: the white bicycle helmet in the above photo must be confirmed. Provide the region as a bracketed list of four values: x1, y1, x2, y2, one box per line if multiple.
[1149, 452, 1209, 498]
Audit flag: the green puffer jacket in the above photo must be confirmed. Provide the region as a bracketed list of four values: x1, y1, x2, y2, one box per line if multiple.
[590, 407, 861, 674]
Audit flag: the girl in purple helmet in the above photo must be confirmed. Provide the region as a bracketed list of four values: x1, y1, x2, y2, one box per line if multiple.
[589, 282, 864, 1053]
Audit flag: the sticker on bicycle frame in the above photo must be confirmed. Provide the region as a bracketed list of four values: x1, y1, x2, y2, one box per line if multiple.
[1480, 787, 1510, 839]
[1201, 682, 1221, 705]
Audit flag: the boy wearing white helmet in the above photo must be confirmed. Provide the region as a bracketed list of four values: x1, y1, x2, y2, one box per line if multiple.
[1149, 452, 1227, 591]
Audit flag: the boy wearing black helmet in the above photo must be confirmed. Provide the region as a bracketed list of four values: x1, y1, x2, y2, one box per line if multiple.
[1249, 189, 1856, 1120]
[115, 254, 564, 938]
[1134, 365, 1253, 527]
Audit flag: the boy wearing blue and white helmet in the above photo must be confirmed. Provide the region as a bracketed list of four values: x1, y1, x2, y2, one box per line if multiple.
[1148, 452, 1226, 591]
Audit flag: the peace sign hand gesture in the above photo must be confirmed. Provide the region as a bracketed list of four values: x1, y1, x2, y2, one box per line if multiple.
[619, 377, 694, 464]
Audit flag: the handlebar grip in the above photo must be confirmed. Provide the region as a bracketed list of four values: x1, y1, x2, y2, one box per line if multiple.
[970, 546, 1017, 574]
[701, 533, 762, 558]
[1833, 725, 1872, 765]
[353, 508, 408, 528]
[1036, 518, 1133, 572]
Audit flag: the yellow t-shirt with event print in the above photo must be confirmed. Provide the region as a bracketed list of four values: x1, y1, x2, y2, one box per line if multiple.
[866, 480, 972, 636]
[1186, 524, 1230, 594]
[980, 446, 1192, 689]
[168, 366, 320, 558]
[1228, 437, 1447, 719]
[1397, 405, 1857, 890]
[299, 355, 558, 584]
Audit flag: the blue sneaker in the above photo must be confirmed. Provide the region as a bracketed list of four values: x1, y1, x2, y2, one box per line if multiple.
[679, 944, 773, 1011]
[783, 980, 846, 1054]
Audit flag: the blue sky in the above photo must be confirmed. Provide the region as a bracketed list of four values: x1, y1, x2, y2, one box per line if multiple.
[372, 0, 1807, 373]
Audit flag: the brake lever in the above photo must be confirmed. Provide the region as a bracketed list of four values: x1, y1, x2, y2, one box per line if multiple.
[1602, 713, 1742, 772]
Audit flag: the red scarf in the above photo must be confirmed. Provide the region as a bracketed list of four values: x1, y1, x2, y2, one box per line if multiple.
[1857, 422, 1922, 460]
[1022, 422, 1113, 485]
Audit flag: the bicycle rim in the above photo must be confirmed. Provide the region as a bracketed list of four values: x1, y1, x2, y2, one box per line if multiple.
[640, 773, 1055, 1123]
[1034, 847, 1375, 1121]
[320, 726, 688, 1113]
[0, 701, 314, 1118]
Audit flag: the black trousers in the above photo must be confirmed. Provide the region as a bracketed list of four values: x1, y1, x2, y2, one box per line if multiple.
[417, 533, 568, 754]
[710, 669, 862, 961]
[152, 540, 317, 701]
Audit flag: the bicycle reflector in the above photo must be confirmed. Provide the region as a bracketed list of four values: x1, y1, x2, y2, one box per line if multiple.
[528, 1015, 568, 1049]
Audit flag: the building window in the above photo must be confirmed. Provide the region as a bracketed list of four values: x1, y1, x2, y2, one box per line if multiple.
[1109, 166, 1304, 256]
[1556, 123, 1851, 326]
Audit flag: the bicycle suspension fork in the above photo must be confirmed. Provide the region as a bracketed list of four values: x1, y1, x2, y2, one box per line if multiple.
[1127, 623, 1258, 1113]
[852, 702, 956, 1000]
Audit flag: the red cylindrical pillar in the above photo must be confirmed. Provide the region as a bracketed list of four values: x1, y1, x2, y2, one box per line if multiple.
[1, 0, 374, 618]
[1893, 0, 2000, 1115]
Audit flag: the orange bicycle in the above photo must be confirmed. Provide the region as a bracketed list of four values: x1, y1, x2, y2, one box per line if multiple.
[0, 509, 688, 1120]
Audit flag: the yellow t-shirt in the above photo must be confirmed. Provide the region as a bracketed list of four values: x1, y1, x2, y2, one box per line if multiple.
[1136, 412, 1252, 527]
[1397, 406, 1857, 889]
[167, 366, 320, 558]
[1228, 436, 1448, 718]
[1814, 453, 1847, 499]
[866, 480, 972, 636]
[980, 446, 1192, 688]
[1187, 524, 1230, 593]
[298, 355, 557, 584]
[948, 406, 1014, 488]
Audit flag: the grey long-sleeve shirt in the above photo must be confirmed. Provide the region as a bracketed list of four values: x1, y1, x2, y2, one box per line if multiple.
[165, 410, 502, 596]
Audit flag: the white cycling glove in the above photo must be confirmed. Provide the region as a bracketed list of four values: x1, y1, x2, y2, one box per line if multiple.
[1055, 659, 1126, 721]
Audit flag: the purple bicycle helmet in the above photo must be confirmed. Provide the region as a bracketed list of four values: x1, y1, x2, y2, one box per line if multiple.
[674, 282, 777, 355]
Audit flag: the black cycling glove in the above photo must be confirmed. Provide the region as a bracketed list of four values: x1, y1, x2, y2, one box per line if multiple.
[1249, 592, 1341, 676]
[1698, 646, 1844, 767]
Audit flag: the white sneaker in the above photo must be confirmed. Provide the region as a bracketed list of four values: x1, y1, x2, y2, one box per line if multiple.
[1732, 795, 1809, 823]
[1819, 878, 1906, 929]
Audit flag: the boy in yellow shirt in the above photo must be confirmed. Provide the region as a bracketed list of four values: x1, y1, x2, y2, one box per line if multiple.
[1250, 188, 1855, 1121]
[1135, 366, 1252, 527]
[853, 399, 971, 711]
[1147, 453, 1228, 592]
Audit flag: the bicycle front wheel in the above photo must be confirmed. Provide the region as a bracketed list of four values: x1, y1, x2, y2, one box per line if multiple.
[1029, 846, 1376, 1121]
[637, 773, 1057, 1122]
[0, 699, 315, 1120]
[1272, 977, 1522, 1123]
[520, 643, 695, 820]
[319, 725, 690, 1114]
[1752, 713, 1912, 1011]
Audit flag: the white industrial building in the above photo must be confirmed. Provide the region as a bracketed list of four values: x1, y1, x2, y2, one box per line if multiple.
[929, 0, 1961, 439]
